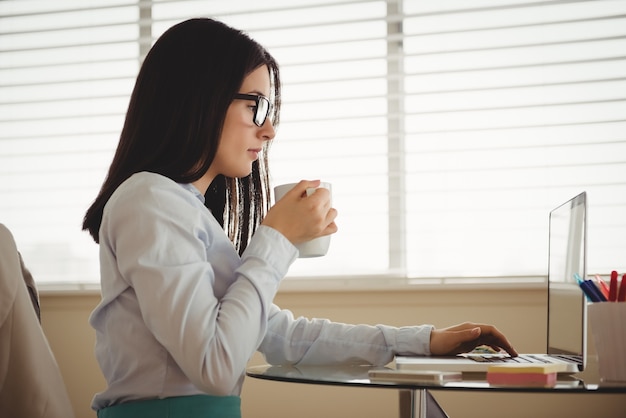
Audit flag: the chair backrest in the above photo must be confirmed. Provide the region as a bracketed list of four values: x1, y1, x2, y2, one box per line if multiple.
[20, 249, 42, 322]
[0, 223, 75, 418]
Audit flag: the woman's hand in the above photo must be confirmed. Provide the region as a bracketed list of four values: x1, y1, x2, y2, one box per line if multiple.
[429, 322, 518, 357]
[262, 180, 338, 245]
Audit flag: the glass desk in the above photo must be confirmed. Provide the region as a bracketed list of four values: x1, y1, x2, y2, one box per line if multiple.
[246, 362, 626, 418]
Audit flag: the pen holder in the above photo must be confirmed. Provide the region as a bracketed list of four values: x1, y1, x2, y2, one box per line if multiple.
[588, 303, 626, 382]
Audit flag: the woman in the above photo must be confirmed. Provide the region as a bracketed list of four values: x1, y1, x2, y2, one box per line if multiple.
[83, 18, 517, 418]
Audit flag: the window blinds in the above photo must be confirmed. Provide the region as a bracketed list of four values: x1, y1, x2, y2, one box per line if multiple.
[401, 1, 626, 278]
[0, 1, 140, 283]
[0, 0, 624, 284]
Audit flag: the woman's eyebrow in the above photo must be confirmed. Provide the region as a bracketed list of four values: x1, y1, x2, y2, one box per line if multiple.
[245, 90, 268, 97]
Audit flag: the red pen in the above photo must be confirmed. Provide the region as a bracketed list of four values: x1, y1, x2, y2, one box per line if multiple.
[609, 270, 619, 302]
[618, 273, 626, 302]
[594, 274, 610, 299]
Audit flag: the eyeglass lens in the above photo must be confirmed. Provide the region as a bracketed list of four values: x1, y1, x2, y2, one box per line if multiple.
[254, 96, 270, 126]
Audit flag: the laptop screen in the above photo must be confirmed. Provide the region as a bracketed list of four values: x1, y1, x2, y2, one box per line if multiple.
[547, 191, 586, 367]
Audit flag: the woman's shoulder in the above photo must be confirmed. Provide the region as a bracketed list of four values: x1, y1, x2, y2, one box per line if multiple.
[124, 171, 175, 188]
[118, 172, 190, 194]
[109, 172, 199, 211]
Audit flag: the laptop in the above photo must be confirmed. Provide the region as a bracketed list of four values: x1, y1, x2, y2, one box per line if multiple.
[396, 192, 588, 374]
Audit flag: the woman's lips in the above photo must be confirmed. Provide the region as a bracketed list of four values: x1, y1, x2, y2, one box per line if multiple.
[248, 148, 262, 159]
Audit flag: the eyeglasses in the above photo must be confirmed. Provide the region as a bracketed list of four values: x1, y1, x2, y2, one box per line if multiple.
[233, 93, 273, 127]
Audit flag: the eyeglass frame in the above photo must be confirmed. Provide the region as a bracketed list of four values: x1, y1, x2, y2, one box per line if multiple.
[233, 93, 273, 127]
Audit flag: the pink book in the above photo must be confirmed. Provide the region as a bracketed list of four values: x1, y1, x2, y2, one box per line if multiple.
[487, 371, 557, 386]
[487, 364, 558, 387]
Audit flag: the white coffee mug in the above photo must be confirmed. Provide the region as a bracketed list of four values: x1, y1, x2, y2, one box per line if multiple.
[273, 182, 332, 258]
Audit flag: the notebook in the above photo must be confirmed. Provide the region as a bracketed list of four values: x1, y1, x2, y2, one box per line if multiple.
[396, 192, 588, 374]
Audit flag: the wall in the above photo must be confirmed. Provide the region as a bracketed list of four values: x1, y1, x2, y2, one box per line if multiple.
[40, 285, 626, 418]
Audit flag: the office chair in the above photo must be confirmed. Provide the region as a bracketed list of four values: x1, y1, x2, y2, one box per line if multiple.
[0, 223, 75, 418]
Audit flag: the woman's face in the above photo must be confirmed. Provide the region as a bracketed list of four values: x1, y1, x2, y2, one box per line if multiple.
[209, 65, 275, 180]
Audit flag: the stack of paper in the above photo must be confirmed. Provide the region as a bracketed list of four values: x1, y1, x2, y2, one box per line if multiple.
[368, 369, 462, 384]
[486, 364, 565, 387]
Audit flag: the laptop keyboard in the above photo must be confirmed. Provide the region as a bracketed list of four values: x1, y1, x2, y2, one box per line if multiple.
[465, 354, 553, 364]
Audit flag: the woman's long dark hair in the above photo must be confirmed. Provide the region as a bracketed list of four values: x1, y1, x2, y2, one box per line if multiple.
[82, 18, 281, 254]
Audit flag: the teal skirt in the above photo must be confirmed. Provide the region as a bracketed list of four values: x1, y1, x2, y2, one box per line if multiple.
[97, 394, 241, 418]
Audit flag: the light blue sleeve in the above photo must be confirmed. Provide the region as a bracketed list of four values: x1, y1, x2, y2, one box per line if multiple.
[258, 304, 433, 366]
